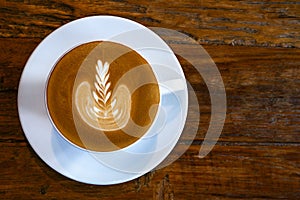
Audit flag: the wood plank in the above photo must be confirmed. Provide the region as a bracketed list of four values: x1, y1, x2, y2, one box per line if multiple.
[201, 45, 300, 143]
[1, 38, 299, 143]
[0, 142, 299, 199]
[0, 0, 299, 48]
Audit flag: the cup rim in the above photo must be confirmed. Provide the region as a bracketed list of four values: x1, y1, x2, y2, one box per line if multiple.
[44, 40, 163, 153]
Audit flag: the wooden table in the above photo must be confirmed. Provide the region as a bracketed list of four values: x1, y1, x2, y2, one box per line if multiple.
[1, 1, 299, 199]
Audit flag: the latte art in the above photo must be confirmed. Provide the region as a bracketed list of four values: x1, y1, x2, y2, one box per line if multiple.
[75, 60, 131, 131]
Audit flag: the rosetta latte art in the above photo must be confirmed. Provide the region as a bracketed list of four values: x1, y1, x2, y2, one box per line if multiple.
[75, 59, 131, 131]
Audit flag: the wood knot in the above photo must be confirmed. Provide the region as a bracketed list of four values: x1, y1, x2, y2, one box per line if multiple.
[40, 184, 49, 195]
[135, 171, 155, 192]
[154, 174, 174, 200]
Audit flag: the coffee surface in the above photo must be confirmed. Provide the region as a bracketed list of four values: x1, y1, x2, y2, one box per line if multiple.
[47, 41, 160, 151]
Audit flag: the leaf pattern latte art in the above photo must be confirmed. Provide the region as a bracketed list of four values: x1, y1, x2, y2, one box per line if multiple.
[75, 59, 131, 131]
[92, 60, 113, 117]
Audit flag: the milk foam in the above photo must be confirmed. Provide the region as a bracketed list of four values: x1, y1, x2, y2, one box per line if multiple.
[75, 60, 131, 131]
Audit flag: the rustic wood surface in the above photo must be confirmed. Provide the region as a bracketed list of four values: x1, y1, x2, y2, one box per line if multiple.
[0, 0, 299, 199]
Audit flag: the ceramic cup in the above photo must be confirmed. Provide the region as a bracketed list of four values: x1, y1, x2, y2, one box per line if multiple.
[45, 40, 162, 152]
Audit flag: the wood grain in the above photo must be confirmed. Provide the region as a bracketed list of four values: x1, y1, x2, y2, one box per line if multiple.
[0, 0, 299, 48]
[1, 142, 299, 199]
[0, 0, 299, 199]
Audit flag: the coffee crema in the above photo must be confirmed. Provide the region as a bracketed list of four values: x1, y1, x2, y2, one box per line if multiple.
[46, 41, 160, 152]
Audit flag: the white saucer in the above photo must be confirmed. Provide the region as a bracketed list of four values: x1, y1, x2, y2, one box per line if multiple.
[18, 16, 188, 185]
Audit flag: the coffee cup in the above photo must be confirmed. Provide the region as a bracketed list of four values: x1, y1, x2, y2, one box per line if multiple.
[46, 41, 160, 152]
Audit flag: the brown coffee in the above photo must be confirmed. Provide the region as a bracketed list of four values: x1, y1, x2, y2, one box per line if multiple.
[46, 41, 160, 152]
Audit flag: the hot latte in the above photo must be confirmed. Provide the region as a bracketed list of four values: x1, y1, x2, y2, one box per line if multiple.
[46, 41, 160, 151]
